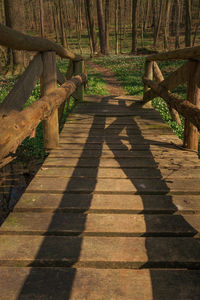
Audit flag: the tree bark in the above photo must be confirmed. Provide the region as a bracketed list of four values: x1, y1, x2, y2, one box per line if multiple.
[185, 0, 192, 47]
[105, 0, 110, 54]
[96, 0, 107, 54]
[131, 0, 139, 54]
[85, 0, 98, 54]
[4, 0, 25, 74]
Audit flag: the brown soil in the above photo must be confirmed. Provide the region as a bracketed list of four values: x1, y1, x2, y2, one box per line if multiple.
[87, 61, 126, 96]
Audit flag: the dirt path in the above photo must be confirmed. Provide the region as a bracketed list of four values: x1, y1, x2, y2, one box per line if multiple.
[87, 61, 126, 96]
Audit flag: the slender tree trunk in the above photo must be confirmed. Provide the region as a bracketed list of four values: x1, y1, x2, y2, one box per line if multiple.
[163, 0, 171, 50]
[58, 0, 67, 48]
[4, 0, 25, 74]
[39, 0, 45, 37]
[175, 0, 181, 48]
[131, 0, 139, 54]
[115, 0, 119, 54]
[105, 0, 110, 54]
[96, 0, 107, 54]
[185, 0, 192, 47]
[85, 0, 98, 54]
[154, 0, 163, 48]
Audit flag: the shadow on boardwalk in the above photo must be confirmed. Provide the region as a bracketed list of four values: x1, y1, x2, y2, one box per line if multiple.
[17, 96, 200, 299]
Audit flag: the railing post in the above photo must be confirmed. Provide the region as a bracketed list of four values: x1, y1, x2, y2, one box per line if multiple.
[143, 60, 153, 108]
[183, 60, 200, 151]
[73, 60, 85, 101]
[40, 51, 59, 150]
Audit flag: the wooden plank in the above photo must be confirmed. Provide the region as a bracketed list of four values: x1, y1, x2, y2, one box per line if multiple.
[13, 193, 200, 214]
[0, 53, 43, 115]
[0, 213, 200, 236]
[0, 268, 199, 300]
[26, 177, 200, 194]
[0, 236, 200, 268]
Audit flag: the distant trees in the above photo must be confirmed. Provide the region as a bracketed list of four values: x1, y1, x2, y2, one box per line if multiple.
[0, 0, 200, 64]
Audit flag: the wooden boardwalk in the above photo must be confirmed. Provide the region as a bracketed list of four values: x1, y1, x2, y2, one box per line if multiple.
[0, 94, 200, 299]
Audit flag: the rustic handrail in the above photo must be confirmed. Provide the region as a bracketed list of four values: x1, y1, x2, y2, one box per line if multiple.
[143, 47, 200, 152]
[0, 73, 87, 168]
[147, 45, 200, 61]
[0, 23, 82, 61]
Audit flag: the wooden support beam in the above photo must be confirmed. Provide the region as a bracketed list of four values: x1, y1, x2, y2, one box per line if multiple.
[147, 45, 200, 61]
[41, 52, 59, 150]
[153, 62, 181, 125]
[0, 23, 81, 61]
[143, 61, 190, 103]
[143, 77, 200, 131]
[0, 73, 87, 168]
[73, 60, 85, 101]
[143, 61, 153, 108]
[56, 66, 67, 123]
[0, 53, 43, 115]
[183, 61, 200, 151]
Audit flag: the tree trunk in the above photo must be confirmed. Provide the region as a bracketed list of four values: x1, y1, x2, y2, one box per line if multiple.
[96, 0, 107, 54]
[163, 0, 171, 50]
[175, 0, 181, 48]
[115, 0, 119, 54]
[39, 0, 45, 37]
[105, 0, 110, 54]
[4, 0, 25, 74]
[85, 0, 98, 54]
[131, 0, 139, 54]
[185, 0, 192, 47]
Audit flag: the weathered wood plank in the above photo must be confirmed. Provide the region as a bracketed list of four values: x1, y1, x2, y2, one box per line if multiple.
[0, 213, 199, 236]
[0, 268, 199, 300]
[0, 236, 200, 268]
[0, 53, 43, 115]
[26, 177, 200, 194]
[13, 193, 200, 214]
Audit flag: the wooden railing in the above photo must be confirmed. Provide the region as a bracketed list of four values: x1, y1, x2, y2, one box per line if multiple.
[0, 24, 87, 168]
[142, 46, 200, 152]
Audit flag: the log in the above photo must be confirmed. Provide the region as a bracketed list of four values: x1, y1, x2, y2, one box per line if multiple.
[143, 61, 153, 108]
[153, 62, 181, 125]
[73, 60, 85, 101]
[147, 45, 200, 61]
[56, 66, 67, 123]
[0, 73, 87, 168]
[0, 53, 43, 115]
[41, 52, 59, 150]
[0, 23, 81, 61]
[142, 77, 200, 131]
[143, 61, 190, 103]
[183, 61, 200, 151]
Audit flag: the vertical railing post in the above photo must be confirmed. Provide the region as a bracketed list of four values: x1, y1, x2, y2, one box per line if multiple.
[183, 60, 200, 151]
[143, 60, 154, 108]
[73, 60, 85, 101]
[40, 51, 59, 150]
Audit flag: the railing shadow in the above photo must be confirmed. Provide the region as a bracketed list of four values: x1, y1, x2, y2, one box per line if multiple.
[16, 96, 200, 299]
